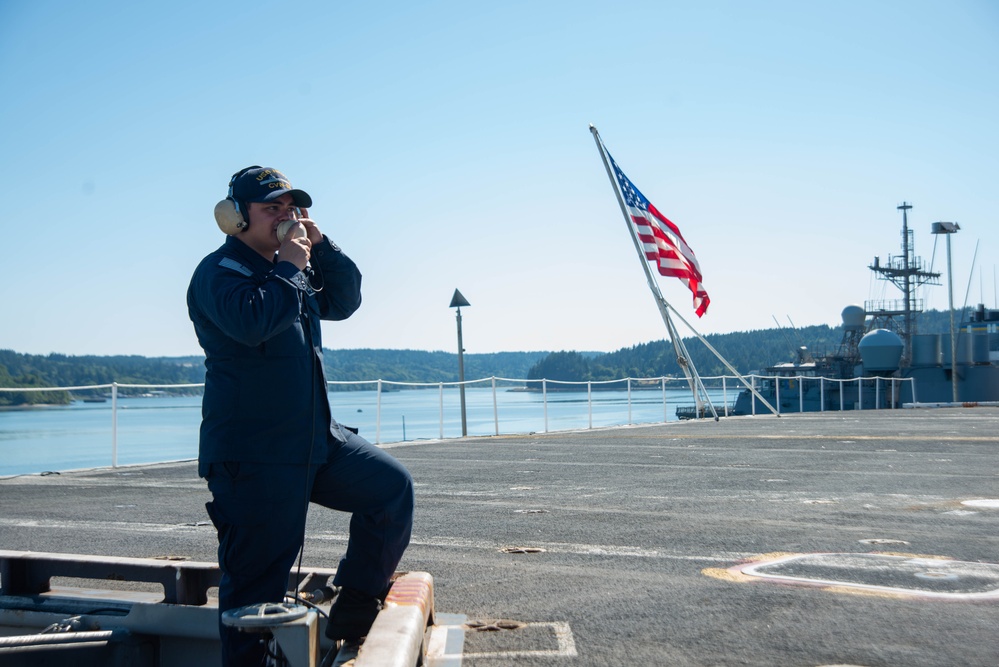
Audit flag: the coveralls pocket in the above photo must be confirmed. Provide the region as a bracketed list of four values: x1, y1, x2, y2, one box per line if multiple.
[205, 462, 305, 582]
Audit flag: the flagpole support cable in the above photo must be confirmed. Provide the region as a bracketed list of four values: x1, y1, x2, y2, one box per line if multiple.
[659, 284, 780, 417]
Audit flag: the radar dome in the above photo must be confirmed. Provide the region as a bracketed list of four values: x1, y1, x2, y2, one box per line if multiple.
[858, 329, 903, 372]
[841, 305, 866, 330]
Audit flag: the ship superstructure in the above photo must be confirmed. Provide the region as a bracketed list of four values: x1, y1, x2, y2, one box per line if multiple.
[731, 203, 999, 415]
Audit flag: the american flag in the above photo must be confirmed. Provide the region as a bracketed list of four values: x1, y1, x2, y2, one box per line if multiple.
[608, 153, 710, 317]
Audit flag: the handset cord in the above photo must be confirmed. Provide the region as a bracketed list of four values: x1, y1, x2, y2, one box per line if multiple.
[304, 265, 324, 292]
[295, 260, 345, 667]
[292, 278, 319, 604]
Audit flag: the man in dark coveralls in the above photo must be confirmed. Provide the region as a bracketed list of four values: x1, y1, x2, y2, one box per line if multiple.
[187, 166, 414, 666]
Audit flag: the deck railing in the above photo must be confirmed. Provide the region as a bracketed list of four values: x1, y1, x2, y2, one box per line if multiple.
[1, 374, 914, 470]
[739, 374, 917, 416]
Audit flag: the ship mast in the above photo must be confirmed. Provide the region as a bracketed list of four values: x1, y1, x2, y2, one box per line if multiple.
[866, 202, 941, 366]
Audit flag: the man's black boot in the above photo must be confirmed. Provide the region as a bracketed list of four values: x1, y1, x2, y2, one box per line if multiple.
[325, 587, 383, 641]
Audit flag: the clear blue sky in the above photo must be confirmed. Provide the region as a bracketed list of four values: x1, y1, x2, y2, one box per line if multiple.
[2, 1, 997, 358]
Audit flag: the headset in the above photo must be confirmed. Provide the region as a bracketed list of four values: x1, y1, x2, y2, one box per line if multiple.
[214, 166, 261, 235]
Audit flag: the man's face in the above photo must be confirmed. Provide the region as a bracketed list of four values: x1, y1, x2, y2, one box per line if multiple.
[241, 194, 298, 259]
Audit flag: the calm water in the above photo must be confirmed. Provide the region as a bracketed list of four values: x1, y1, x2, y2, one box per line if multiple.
[0, 383, 736, 476]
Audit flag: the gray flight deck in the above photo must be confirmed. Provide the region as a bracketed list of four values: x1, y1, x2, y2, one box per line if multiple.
[2, 407, 998, 666]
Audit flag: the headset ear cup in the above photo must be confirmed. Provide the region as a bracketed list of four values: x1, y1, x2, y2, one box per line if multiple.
[214, 199, 247, 235]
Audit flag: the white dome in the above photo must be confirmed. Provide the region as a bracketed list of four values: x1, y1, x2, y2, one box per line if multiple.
[841, 305, 866, 330]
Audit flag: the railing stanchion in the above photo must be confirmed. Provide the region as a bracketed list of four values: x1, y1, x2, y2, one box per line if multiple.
[722, 376, 728, 417]
[627, 378, 632, 425]
[111, 382, 119, 468]
[588, 381, 593, 429]
[662, 377, 667, 423]
[543, 379, 548, 433]
[376, 379, 382, 444]
[492, 377, 499, 436]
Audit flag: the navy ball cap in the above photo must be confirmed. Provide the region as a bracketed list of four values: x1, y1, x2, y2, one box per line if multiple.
[231, 166, 313, 208]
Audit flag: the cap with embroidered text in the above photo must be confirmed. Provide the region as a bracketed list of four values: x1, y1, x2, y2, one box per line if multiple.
[231, 167, 313, 208]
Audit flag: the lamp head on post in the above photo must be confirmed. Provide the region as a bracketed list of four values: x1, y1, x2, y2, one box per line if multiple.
[449, 289, 471, 310]
[931, 221, 960, 235]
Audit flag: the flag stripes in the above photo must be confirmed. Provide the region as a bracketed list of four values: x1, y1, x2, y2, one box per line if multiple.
[608, 152, 710, 317]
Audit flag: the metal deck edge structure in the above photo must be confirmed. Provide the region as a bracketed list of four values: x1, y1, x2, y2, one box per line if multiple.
[341, 571, 436, 667]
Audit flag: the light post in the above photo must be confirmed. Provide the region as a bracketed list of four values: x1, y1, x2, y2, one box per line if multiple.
[931, 221, 960, 402]
[449, 289, 471, 436]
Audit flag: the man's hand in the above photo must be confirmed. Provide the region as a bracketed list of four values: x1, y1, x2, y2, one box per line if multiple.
[298, 208, 324, 246]
[279, 233, 312, 271]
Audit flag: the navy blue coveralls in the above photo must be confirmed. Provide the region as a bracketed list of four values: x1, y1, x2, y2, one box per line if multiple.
[187, 235, 414, 666]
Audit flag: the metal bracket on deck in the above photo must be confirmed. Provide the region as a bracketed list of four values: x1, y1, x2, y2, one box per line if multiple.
[0, 550, 221, 605]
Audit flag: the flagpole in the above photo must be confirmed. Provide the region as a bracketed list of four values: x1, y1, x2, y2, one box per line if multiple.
[589, 124, 779, 418]
[589, 124, 719, 419]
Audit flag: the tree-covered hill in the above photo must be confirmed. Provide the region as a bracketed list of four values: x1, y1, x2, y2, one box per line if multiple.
[0, 307, 973, 405]
[321, 349, 549, 386]
[0, 348, 550, 405]
[526, 324, 841, 383]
